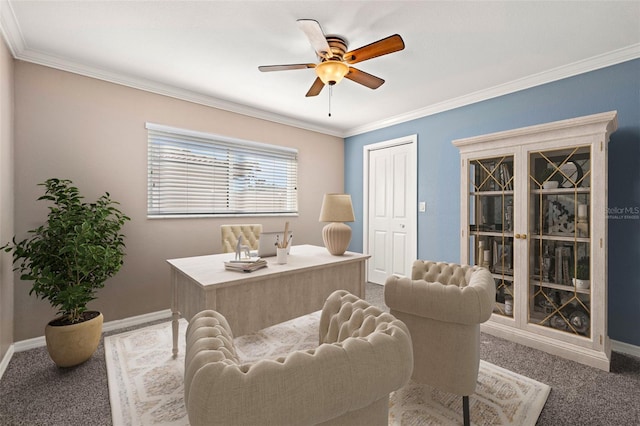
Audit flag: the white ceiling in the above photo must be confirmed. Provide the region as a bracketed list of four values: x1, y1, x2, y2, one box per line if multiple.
[2, 1, 639, 137]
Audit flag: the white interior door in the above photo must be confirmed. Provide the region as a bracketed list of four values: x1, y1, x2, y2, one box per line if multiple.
[365, 137, 417, 284]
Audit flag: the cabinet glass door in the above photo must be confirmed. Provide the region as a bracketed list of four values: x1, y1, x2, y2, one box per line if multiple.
[528, 147, 591, 336]
[468, 156, 515, 317]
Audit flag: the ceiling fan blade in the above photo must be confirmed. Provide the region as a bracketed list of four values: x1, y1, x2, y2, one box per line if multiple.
[344, 34, 405, 64]
[258, 64, 315, 72]
[305, 77, 325, 97]
[344, 67, 385, 89]
[297, 19, 331, 59]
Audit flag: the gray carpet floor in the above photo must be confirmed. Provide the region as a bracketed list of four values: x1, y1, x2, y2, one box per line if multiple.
[1, 283, 639, 425]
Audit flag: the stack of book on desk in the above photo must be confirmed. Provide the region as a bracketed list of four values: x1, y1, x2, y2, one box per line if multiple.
[224, 257, 267, 273]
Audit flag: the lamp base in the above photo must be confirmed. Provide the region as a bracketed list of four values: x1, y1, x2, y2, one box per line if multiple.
[322, 222, 352, 256]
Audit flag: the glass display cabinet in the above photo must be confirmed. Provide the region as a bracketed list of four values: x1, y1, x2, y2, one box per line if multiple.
[454, 111, 617, 371]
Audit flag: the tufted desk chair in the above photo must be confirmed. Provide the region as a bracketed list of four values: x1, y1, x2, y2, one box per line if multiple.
[220, 224, 262, 253]
[184, 290, 413, 426]
[384, 260, 495, 426]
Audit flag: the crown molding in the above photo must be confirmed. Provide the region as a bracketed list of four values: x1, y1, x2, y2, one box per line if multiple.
[15, 48, 344, 138]
[0, 0, 23, 57]
[344, 44, 640, 137]
[0, 0, 342, 138]
[1, 0, 638, 140]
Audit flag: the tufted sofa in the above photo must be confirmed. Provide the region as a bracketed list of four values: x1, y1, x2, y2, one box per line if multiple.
[184, 290, 413, 426]
[384, 261, 495, 424]
[220, 224, 262, 253]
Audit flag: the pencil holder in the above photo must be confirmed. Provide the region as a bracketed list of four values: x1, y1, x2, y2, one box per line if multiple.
[276, 247, 288, 264]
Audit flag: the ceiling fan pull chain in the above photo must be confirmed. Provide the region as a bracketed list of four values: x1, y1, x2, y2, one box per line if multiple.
[328, 85, 332, 117]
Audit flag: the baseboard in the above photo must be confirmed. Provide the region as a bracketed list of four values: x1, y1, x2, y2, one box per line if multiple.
[5, 309, 639, 373]
[482, 321, 612, 370]
[612, 339, 640, 359]
[12, 309, 173, 353]
[101, 309, 172, 334]
[0, 344, 15, 381]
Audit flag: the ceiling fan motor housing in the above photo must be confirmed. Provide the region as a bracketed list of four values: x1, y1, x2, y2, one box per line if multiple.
[324, 36, 348, 60]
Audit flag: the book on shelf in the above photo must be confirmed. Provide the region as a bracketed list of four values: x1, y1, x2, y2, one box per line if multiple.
[224, 257, 267, 272]
[499, 163, 513, 190]
[554, 246, 573, 284]
[555, 247, 563, 284]
[484, 161, 496, 191]
[492, 240, 513, 274]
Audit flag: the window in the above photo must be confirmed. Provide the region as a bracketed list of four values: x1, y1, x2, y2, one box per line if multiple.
[147, 123, 298, 217]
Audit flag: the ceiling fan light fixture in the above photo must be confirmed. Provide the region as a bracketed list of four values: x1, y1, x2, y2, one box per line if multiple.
[315, 60, 349, 85]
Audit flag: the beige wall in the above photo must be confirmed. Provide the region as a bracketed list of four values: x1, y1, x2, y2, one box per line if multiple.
[0, 39, 14, 360]
[13, 61, 344, 341]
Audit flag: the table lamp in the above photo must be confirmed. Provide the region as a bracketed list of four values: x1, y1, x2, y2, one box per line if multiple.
[319, 193, 355, 255]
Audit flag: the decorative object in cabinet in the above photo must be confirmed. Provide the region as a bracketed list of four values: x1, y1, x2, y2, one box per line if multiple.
[453, 111, 617, 371]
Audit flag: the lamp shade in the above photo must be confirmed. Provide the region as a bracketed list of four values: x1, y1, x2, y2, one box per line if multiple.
[319, 194, 354, 256]
[319, 194, 355, 223]
[315, 60, 349, 85]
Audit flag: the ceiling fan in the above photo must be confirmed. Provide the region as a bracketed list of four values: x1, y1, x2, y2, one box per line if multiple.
[259, 19, 405, 97]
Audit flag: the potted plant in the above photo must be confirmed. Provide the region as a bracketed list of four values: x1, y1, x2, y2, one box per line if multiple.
[538, 166, 563, 189]
[571, 256, 590, 290]
[2, 178, 129, 367]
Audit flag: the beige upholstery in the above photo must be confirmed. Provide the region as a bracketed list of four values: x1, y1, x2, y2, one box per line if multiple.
[220, 224, 262, 253]
[184, 290, 413, 426]
[384, 260, 495, 396]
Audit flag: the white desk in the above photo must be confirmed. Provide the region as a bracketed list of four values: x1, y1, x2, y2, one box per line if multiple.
[167, 244, 369, 356]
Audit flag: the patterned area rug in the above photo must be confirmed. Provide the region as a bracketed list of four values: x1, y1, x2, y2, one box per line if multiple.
[105, 313, 550, 425]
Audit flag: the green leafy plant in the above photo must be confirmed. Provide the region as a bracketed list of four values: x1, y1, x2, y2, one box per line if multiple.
[538, 166, 563, 184]
[3, 178, 130, 324]
[571, 256, 590, 280]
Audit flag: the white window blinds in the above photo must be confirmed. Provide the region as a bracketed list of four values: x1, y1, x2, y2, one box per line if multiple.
[147, 123, 298, 217]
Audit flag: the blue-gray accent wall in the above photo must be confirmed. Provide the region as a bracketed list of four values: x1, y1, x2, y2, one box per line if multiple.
[344, 58, 640, 347]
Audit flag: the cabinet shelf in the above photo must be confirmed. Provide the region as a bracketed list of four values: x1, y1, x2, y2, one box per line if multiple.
[530, 234, 590, 243]
[529, 278, 590, 294]
[491, 272, 513, 280]
[530, 187, 590, 195]
[470, 190, 514, 196]
[469, 230, 513, 238]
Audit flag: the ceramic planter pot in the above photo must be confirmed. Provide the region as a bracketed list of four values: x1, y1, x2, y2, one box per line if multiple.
[572, 278, 591, 290]
[44, 311, 103, 367]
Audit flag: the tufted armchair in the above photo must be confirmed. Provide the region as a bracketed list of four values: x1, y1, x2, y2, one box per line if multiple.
[384, 260, 495, 425]
[220, 224, 262, 253]
[184, 290, 414, 426]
